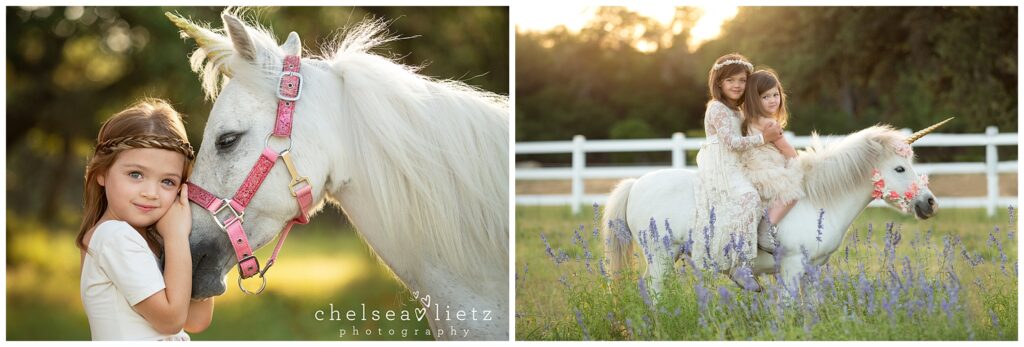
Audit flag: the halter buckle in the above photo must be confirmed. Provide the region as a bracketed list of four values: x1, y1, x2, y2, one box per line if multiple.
[280, 150, 310, 196]
[277, 71, 303, 101]
[211, 199, 244, 230]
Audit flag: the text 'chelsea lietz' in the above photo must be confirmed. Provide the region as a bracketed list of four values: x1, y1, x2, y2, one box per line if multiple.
[314, 303, 493, 322]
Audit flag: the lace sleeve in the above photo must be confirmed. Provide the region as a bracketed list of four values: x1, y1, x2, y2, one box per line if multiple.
[706, 102, 763, 151]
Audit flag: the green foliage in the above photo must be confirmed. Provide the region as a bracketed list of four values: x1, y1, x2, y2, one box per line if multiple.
[516, 205, 1018, 340]
[516, 7, 1017, 166]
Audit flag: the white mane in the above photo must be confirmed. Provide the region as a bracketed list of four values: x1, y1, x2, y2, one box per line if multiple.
[798, 125, 906, 206]
[184, 12, 508, 284]
[320, 20, 509, 283]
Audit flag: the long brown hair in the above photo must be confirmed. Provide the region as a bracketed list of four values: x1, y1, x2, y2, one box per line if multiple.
[707, 53, 753, 110]
[76, 99, 195, 254]
[741, 69, 789, 136]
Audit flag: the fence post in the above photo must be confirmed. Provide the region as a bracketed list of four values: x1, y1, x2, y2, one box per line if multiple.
[572, 135, 586, 215]
[986, 126, 998, 217]
[672, 132, 685, 169]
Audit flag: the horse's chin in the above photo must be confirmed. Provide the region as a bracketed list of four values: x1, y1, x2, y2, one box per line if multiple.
[191, 266, 228, 299]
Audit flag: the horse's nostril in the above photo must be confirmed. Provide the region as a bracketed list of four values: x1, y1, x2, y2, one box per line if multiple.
[927, 197, 935, 206]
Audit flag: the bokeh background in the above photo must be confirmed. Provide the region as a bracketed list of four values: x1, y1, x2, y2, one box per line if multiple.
[6, 6, 508, 340]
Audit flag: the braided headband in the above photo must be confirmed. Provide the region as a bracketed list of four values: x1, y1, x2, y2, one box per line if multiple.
[96, 135, 195, 161]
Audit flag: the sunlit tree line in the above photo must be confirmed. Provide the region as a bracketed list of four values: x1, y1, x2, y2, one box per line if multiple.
[516, 7, 1016, 149]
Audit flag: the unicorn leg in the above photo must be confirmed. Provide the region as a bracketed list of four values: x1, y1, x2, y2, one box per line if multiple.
[644, 253, 673, 304]
[778, 255, 804, 298]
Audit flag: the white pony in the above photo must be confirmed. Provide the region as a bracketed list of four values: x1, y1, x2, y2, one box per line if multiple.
[169, 12, 508, 340]
[603, 124, 943, 297]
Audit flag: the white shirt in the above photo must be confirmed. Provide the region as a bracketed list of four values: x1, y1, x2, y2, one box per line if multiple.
[80, 220, 189, 341]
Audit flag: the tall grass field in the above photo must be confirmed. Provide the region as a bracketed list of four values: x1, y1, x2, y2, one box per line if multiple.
[515, 204, 1018, 340]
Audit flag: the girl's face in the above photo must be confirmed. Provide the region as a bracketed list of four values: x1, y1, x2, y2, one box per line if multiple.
[97, 148, 185, 231]
[760, 86, 781, 116]
[718, 71, 747, 103]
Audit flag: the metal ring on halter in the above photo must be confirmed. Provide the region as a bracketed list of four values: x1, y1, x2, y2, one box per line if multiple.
[238, 275, 267, 295]
[265, 133, 292, 154]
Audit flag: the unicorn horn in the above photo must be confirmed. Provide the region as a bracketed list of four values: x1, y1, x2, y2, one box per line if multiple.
[165, 12, 235, 77]
[905, 117, 954, 144]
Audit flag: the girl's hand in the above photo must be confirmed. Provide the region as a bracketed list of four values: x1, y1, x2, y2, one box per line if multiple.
[156, 184, 192, 240]
[762, 121, 782, 142]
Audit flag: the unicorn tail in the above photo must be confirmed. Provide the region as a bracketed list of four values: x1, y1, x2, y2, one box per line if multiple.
[602, 178, 636, 277]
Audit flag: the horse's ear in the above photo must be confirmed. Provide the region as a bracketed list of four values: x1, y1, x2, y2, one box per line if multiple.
[281, 32, 302, 58]
[222, 13, 256, 62]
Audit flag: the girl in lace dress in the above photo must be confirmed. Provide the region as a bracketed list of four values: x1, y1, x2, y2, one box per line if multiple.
[739, 69, 803, 253]
[692, 54, 782, 291]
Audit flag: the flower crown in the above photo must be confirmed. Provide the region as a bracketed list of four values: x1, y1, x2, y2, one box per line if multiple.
[713, 59, 753, 71]
[96, 135, 195, 160]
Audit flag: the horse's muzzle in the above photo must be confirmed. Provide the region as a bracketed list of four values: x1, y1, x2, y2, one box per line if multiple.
[913, 193, 938, 220]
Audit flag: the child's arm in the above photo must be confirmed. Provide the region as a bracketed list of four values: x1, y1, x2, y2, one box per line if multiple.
[184, 297, 214, 333]
[134, 186, 193, 335]
[774, 136, 798, 159]
[708, 103, 779, 150]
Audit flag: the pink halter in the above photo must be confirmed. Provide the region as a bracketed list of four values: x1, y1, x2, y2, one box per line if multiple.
[186, 55, 314, 294]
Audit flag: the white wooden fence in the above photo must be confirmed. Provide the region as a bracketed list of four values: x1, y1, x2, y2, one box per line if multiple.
[516, 126, 1018, 216]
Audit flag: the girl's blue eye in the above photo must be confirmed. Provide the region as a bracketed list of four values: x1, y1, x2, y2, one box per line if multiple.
[129, 171, 142, 179]
[162, 179, 177, 187]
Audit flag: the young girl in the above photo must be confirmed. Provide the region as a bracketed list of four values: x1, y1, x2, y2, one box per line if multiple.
[740, 69, 804, 253]
[692, 54, 782, 291]
[77, 99, 213, 340]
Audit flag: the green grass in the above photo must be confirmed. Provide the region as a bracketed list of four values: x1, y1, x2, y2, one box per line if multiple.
[6, 211, 432, 340]
[515, 204, 1018, 340]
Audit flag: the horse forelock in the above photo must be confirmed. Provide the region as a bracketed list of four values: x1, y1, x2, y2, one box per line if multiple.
[800, 125, 906, 206]
[187, 8, 295, 100]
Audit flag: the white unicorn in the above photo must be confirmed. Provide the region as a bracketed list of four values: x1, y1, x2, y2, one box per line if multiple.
[168, 12, 508, 340]
[603, 122, 949, 297]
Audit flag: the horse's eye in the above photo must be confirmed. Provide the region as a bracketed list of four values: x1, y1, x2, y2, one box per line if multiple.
[895, 166, 905, 173]
[216, 132, 242, 151]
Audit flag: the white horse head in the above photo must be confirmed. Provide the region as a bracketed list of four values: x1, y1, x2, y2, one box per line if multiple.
[801, 125, 937, 220]
[168, 11, 509, 330]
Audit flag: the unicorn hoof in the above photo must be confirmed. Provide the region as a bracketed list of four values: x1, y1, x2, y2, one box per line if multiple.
[729, 267, 762, 292]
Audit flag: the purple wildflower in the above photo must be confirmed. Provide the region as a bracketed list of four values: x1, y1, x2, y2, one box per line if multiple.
[540, 232, 557, 262]
[662, 235, 671, 251]
[717, 286, 733, 310]
[816, 208, 825, 243]
[649, 217, 659, 241]
[990, 309, 1002, 338]
[599, 259, 609, 281]
[694, 282, 710, 312]
[574, 308, 589, 341]
[638, 276, 653, 309]
[919, 274, 935, 314]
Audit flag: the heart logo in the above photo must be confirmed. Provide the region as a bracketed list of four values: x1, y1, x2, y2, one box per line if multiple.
[414, 307, 427, 321]
[411, 290, 420, 300]
[420, 294, 431, 308]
